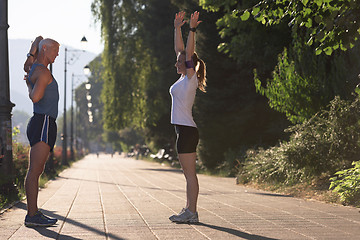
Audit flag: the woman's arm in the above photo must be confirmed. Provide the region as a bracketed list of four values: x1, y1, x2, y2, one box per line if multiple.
[174, 12, 185, 55]
[186, 11, 201, 78]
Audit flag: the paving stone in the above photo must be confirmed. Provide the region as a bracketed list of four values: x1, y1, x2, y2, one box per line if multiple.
[0, 154, 359, 239]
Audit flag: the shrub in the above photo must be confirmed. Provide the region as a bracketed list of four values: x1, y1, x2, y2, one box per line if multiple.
[329, 160, 360, 206]
[12, 140, 30, 190]
[238, 95, 360, 186]
[0, 128, 29, 209]
[216, 148, 245, 177]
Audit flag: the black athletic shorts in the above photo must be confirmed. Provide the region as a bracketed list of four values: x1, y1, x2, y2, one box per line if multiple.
[27, 113, 57, 151]
[174, 125, 199, 154]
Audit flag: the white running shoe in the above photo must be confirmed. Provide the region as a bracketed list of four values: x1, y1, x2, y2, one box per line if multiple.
[169, 208, 199, 223]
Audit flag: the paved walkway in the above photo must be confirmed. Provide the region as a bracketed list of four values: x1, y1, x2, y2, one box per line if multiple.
[0, 154, 359, 240]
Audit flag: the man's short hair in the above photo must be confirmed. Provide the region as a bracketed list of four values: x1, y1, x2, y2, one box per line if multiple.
[39, 38, 60, 51]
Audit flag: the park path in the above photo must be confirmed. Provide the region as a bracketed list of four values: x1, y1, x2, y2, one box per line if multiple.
[0, 154, 359, 240]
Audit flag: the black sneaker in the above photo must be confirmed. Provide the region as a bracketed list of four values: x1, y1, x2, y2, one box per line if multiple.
[24, 210, 57, 227]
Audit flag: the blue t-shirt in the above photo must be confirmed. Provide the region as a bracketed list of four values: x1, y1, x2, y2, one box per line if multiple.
[27, 63, 59, 119]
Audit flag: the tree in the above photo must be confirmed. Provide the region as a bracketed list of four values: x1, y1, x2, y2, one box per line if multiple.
[255, 39, 360, 123]
[202, 0, 360, 55]
[92, 0, 180, 148]
[201, 0, 360, 124]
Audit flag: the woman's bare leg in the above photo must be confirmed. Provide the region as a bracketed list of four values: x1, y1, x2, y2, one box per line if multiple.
[178, 152, 198, 213]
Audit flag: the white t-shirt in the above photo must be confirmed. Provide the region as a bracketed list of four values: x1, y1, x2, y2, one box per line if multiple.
[169, 74, 198, 127]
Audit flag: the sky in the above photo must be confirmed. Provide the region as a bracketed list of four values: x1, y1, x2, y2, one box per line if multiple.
[8, 0, 103, 115]
[8, 0, 103, 54]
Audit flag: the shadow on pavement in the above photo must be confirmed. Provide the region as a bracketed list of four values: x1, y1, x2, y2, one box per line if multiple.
[192, 222, 279, 240]
[248, 192, 293, 198]
[14, 202, 125, 240]
[139, 168, 183, 173]
[32, 226, 82, 240]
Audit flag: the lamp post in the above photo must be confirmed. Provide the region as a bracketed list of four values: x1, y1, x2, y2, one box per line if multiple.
[61, 37, 87, 166]
[70, 73, 76, 161]
[0, 0, 15, 182]
[70, 66, 89, 161]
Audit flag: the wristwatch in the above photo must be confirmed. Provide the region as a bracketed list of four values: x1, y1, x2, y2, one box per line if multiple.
[27, 53, 34, 58]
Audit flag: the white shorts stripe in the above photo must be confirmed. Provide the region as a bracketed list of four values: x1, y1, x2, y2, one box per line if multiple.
[46, 116, 49, 144]
[40, 115, 48, 143]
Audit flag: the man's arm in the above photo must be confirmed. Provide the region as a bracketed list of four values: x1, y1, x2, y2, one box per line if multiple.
[23, 36, 43, 73]
[29, 67, 51, 103]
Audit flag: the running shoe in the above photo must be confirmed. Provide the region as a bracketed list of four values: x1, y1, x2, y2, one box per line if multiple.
[24, 210, 57, 227]
[169, 208, 199, 223]
[169, 208, 185, 222]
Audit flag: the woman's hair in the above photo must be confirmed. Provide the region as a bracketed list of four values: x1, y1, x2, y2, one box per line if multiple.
[181, 51, 207, 92]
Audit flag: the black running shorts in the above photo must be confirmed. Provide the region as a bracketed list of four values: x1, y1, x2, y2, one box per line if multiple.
[27, 113, 57, 151]
[174, 125, 199, 154]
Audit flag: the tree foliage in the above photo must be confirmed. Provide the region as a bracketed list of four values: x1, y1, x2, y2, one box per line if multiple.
[255, 35, 360, 123]
[92, 0, 179, 148]
[330, 160, 360, 206]
[202, 0, 360, 55]
[201, 0, 360, 124]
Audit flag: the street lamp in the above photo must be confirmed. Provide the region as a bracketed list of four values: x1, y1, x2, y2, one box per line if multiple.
[62, 37, 87, 166]
[83, 65, 93, 123]
[70, 74, 83, 161]
[86, 93, 91, 101]
[85, 81, 91, 90]
[0, 0, 15, 182]
[70, 64, 90, 161]
[83, 65, 90, 76]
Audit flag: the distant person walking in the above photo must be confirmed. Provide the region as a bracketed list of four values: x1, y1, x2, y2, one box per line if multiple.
[23, 36, 60, 227]
[169, 11, 207, 223]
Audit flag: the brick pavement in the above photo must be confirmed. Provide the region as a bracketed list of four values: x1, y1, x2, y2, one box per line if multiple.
[0, 154, 359, 240]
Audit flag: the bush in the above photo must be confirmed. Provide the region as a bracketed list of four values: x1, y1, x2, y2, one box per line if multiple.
[0, 129, 29, 209]
[238, 95, 360, 186]
[216, 148, 247, 177]
[330, 160, 360, 206]
[12, 140, 30, 190]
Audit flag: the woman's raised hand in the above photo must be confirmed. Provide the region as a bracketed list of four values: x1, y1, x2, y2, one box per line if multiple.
[189, 11, 202, 29]
[174, 11, 186, 29]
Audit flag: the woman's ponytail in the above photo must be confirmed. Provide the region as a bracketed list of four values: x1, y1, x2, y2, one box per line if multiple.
[192, 52, 207, 92]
